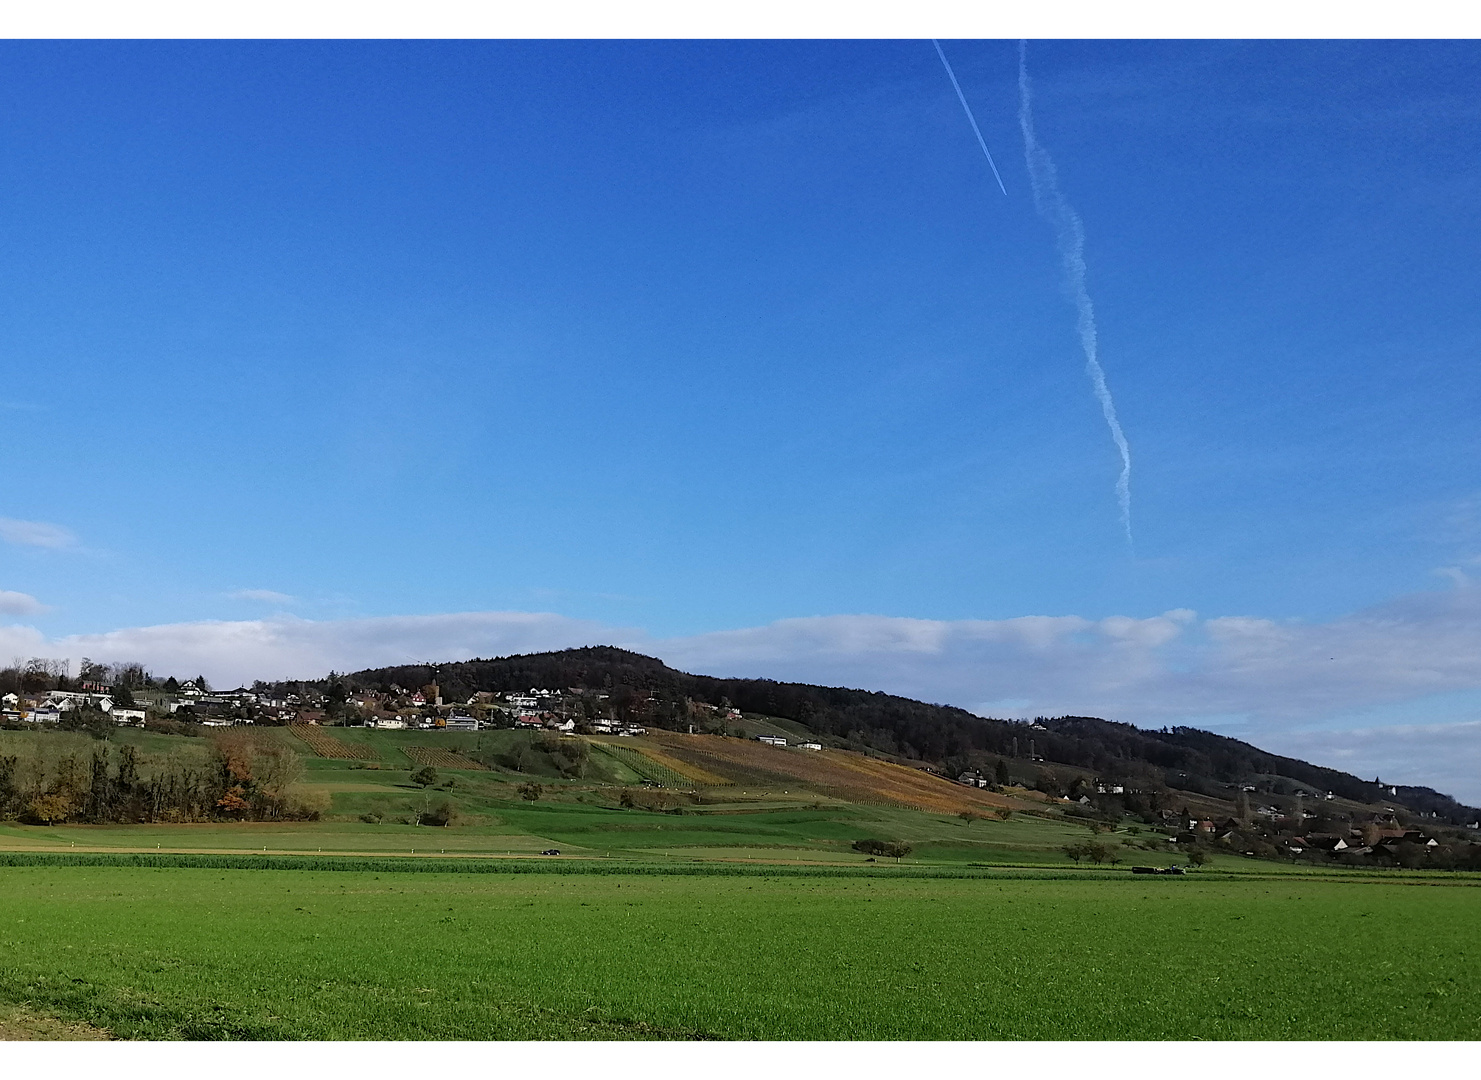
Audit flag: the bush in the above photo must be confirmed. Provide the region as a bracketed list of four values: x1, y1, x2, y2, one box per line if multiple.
[420, 799, 461, 827]
[852, 839, 911, 861]
[287, 788, 331, 821]
[617, 787, 675, 812]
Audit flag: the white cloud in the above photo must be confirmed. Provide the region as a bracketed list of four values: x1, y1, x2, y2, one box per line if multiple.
[0, 517, 77, 549]
[1260, 721, 1481, 811]
[0, 590, 47, 616]
[228, 589, 297, 604]
[12, 581, 1481, 801]
[38, 611, 620, 687]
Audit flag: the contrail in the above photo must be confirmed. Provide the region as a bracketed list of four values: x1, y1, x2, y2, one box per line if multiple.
[1017, 40, 1133, 547]
[932, 39, 1008, 196]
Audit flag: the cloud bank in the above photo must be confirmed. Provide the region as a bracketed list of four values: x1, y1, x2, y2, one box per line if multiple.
[0, 517, 77, 549]
[0, 591, 46, 616]
[228, 589, 298, 604]
[6, 583, 1481, 801]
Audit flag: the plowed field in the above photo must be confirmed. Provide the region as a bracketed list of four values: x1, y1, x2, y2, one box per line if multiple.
[288, 725, 379, 761]
[402, 746, 488, 770]
[641, 731, 1013, 816]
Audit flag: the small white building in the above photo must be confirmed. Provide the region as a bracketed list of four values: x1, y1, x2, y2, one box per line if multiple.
[758, 735, 787, 747]
[112, 707, 147, 725]
[800, 742, 822, 751]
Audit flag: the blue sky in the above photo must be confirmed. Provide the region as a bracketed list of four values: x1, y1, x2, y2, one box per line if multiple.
[5, 40, 1481, 799]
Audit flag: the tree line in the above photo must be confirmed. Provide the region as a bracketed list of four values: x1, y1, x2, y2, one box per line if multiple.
[0, 732, 324, 825]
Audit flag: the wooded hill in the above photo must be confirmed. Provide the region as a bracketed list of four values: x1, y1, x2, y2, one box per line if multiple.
[330, 646, 1480, 825]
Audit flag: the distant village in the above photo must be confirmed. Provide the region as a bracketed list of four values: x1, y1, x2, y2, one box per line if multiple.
[950, 764, 1479, 868]
[1, 666, 658, 737]
[0, 657, 834, 749]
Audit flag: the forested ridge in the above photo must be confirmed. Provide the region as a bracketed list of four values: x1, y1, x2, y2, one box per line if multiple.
[338, 646, 1480, 823]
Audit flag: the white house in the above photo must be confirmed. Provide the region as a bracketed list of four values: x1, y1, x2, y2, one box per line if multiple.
[800, 742, 822, 751]
[112, 707, 147, 725]
[758, 735, 787, 747]
[374, 716, 407, 730]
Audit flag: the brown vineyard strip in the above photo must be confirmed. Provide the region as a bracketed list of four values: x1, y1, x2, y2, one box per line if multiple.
[287, 724, 380, 760]
[598, 740, 732, 786]
[402, 746, 489, 770]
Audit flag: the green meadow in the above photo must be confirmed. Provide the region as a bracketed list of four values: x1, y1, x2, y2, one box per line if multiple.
[2, 726, 1478, 1040]
[0, 863, 1477, 1040]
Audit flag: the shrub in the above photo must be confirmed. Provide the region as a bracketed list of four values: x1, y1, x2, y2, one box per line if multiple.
[853, 839, 911, 861]
[287, 788, 331, 821]
[420, 799, 461, 827]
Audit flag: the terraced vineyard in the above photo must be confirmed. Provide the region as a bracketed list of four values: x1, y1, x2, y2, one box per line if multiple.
[590, 741, 700, 787]
[625, 741, 731, 786]
[288, 724, 379, 761]
[402, 746, 488, 770]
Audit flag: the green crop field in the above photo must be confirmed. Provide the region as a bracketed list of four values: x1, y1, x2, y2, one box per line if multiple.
[0, 862, 1477, 1040]
[2, 724, 1478, 1041]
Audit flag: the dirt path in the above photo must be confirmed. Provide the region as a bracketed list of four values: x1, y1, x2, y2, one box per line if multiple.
[0, 1002, 111, 1040]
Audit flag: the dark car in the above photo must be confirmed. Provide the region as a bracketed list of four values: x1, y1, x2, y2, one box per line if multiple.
[541, 849, 560, 856]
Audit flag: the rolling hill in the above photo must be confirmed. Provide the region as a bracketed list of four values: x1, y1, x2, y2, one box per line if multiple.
[326, 646, 1481, 826]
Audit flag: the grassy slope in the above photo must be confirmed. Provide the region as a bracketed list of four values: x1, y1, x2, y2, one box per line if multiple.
[0, 865, 1476, 1039]
[0, 727, 1446, 873]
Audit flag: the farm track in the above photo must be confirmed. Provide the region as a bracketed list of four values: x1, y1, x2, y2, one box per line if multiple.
[642, 731, 1014, 816]
[288, 724, 379, 761]
[403, 746, 489, 771]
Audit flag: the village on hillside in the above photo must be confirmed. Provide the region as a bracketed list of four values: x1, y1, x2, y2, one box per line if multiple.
[0, 658, 660, 736]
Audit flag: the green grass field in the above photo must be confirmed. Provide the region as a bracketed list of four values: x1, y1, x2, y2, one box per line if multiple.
[0, 862, 1476, 1039]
